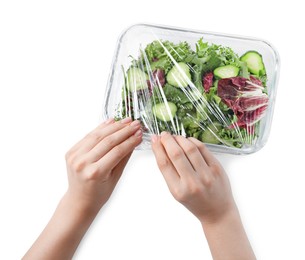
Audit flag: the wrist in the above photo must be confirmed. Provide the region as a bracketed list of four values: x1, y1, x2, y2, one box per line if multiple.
[63, 190, 102, 220]
[200, 205, 241, 232]
[199, 202, 239, 227]
[199, 203, 256, 260]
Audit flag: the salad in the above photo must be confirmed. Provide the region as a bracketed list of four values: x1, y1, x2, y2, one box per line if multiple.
[115, 38, 268, 148]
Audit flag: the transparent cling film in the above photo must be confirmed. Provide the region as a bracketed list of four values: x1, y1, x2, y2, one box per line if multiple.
[104, 24, 280, 154]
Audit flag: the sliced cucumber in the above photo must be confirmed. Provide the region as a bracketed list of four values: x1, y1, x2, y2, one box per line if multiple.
[126, 67, 148, 92]
[214, 65, 239, 79]
[152, 102, 177, 122]
[166, 62, 191, 88]
[240, 51, 266, 76]
[200, 123, 222, 144]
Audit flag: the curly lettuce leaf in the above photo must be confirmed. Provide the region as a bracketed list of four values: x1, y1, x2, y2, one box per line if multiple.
[150, 83, 194, 105]
[176, 102, 194, 119]
[143, 40, 192, 73]
[191, 52, 222, 91]
[196, 38, 242, 66]
[219, 127, 248, 148]
[163, 84, 191, 104]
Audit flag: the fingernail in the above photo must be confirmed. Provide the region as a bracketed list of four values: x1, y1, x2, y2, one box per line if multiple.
[130, 120, 140, 127]
[105, 118, 115, 124]
[121, 117, 132, 124]
[151, 134, 158, 143]
[161, 131, 168, 136]
[134, 129, 142, 137]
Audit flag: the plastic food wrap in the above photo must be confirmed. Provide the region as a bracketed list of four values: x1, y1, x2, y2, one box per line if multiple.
[103, 24, 280, 154]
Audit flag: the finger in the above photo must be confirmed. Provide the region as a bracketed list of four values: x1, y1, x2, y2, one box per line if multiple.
[70, 117, 133, 158]
[173, 135, 209, 172]
[95, 130, 142, 172]
[111, 152, 133, 185]
[174, 136, 214, 184]
[151, 135, 180, 187]
[160, 132, 195, 178]
[188, 137, 220, 167]
[67, 118, 115, 155]
[86, 120, 141, 162]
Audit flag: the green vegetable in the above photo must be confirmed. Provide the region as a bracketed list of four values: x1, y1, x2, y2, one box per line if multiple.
[116, 38, 268, 149]
[188, 42, 229, 90]
[162, 84, 190, 104]
[166, 62, 191, 88]
[240, 51, 266, 76]
[196, 100, 208, 121]
[201, 123, 222, 144]
[196, 38, 240, 67]
[182, 113, 199, 129]
[150, 57, 168, 71]
[150, 84, 195, 105]
[144, 40, 192, 73]
[218, 127, 246, 148]
[126, 67, 148, 92]
[239, 61, 250, 79]
[191, 55, 222, 91]
[214, 65, 240, 79]
[193, 131, 202, 139]
[152, 102, 177, 122]
[176, 102, 194, 120]
[188, 88, 203, 102]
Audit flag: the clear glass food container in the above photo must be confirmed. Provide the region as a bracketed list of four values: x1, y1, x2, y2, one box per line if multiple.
[103, 24, 280, 154]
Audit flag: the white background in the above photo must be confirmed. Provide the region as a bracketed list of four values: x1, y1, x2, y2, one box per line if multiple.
[0, 1, 304, 259]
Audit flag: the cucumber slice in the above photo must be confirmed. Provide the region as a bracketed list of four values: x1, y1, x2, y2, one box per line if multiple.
[240, 51, 266, 76]
[166, 62, 191, 88]
[126, 67, 148, 92]
[152, 102, 177, 122]
[214, 65, 239, 79]
[200, 123, 222, 144]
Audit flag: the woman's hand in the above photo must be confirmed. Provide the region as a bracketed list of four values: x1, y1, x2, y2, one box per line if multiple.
[151, 132, 235, 223]
[151, 132, 256, 260]
[65, 117, 143, 213]
[23, 117, 142, 260]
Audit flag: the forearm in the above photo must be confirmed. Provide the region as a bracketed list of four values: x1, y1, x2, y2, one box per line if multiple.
[23, 191, 99, 260]
[201, 207, 256, 260]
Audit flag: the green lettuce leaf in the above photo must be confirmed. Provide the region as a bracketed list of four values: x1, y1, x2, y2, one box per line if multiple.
[143, 40, 192, 73]
[196, 38, 240, 67]
[159, 84, 191, 104]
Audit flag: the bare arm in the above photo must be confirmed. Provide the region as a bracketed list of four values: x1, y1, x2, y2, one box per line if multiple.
[201, 207, 254, 260]
[151, 132, 255, 260]
[23, 117, 142, 260]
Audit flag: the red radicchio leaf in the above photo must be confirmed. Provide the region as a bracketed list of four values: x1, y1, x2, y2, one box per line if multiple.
[146, 69, 166, 95]
[203, 72, 214, 93]
[146, 80, 153, 94]
[153, 69, 166, 87]
[249, 75, 263, 86]
[217, 77, 268, 129]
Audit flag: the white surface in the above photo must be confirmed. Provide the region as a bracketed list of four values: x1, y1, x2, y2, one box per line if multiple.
[0, 1, 304, 259]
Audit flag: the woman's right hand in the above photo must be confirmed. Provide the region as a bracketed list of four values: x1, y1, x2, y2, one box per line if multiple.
[151, 132, 256, 260]
[151, 132, 236, 224]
